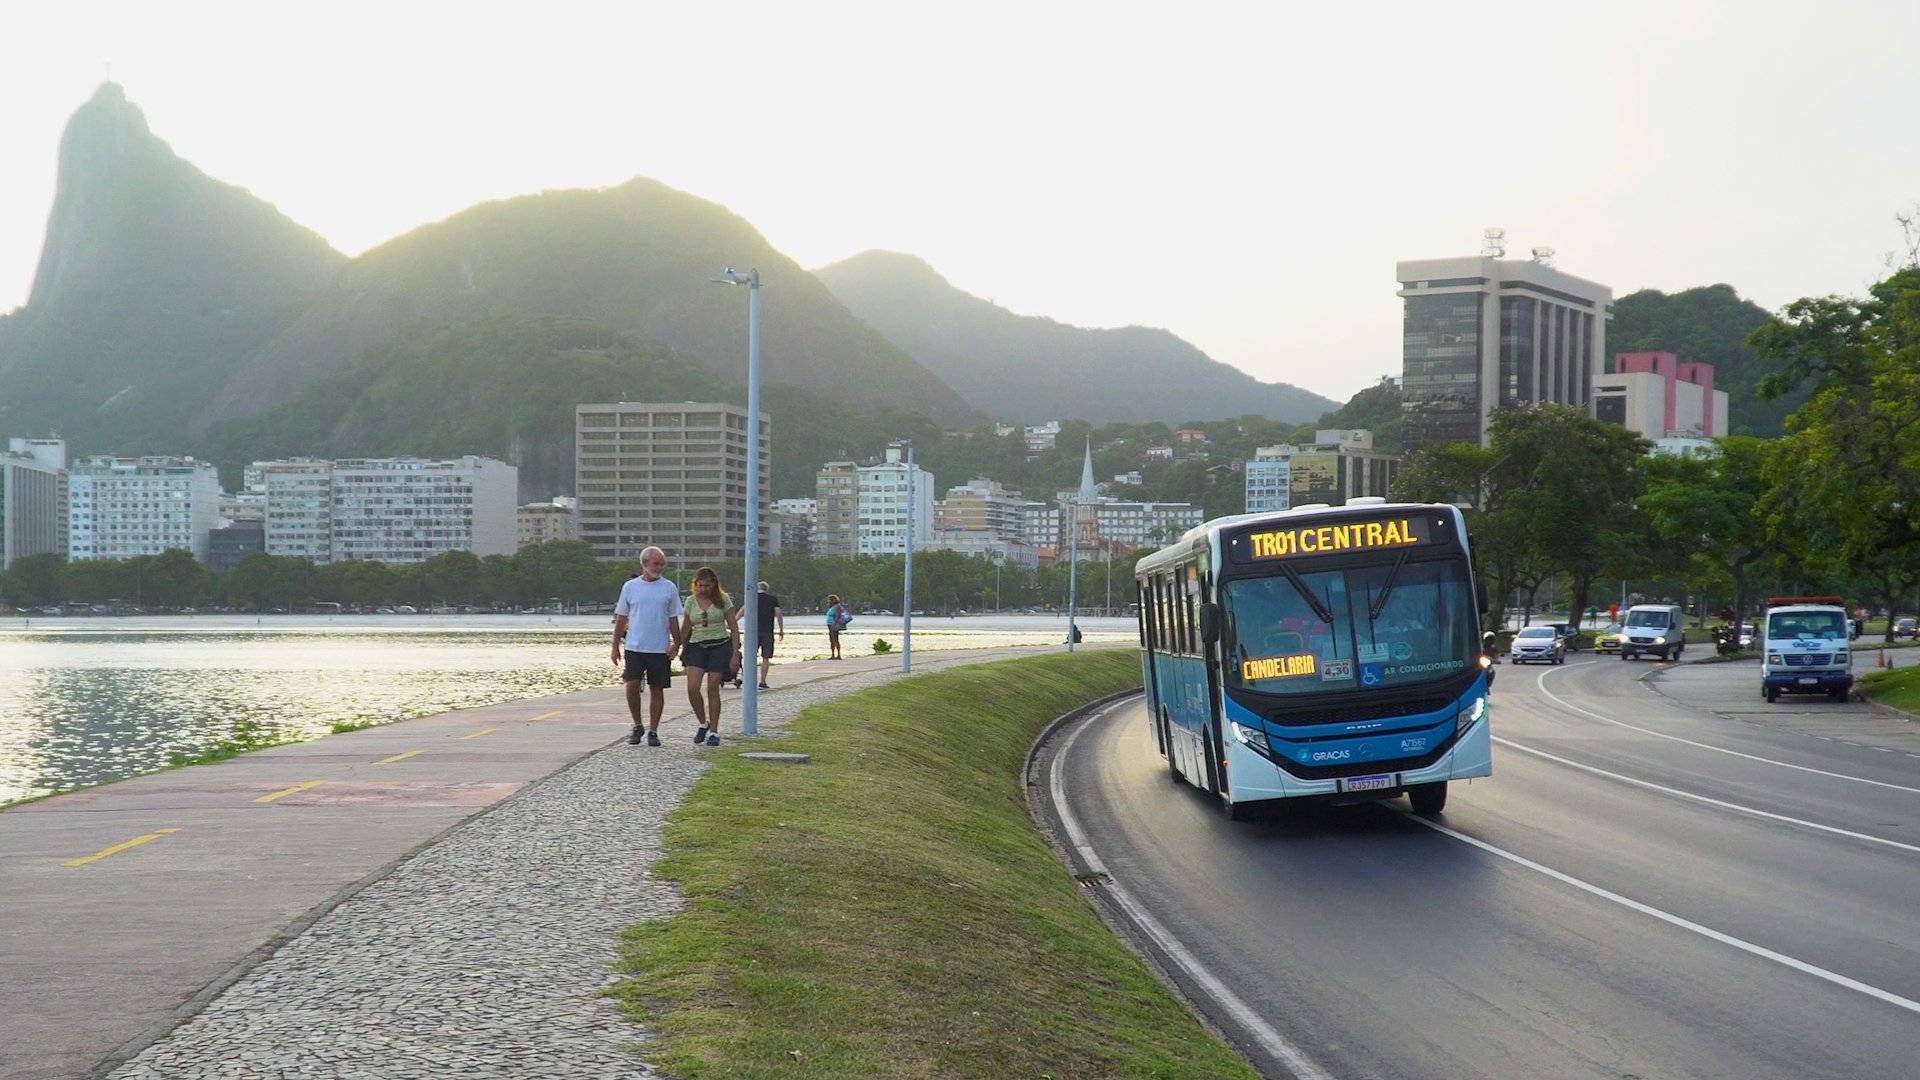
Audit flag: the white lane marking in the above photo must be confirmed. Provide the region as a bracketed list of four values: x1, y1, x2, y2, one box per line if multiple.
[1494, 736, 1920, 856]
[1053, 703, 1333, 1080]
[1537, 666, 1920, 795]
[1405, 813, 1920, 1018]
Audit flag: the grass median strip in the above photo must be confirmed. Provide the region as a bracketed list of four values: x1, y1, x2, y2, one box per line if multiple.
[1861, 665, 1920, 712]
[610, 649, 1261, 1080]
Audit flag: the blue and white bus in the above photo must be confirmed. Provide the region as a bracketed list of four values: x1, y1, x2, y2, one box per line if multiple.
[1134, 498, 1492, 819]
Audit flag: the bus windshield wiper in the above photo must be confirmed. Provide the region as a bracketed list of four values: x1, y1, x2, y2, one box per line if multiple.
[1368, 550, 1411, 623]
[1278, 562, 1334, 624]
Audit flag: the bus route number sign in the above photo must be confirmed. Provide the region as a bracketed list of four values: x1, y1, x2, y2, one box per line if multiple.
[1233, 516, 1432, 562]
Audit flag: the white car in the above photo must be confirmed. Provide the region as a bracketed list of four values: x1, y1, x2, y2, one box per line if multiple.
[1509, 625, 1567, 665]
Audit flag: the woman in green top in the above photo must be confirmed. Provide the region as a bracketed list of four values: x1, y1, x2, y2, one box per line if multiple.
[679, 566, 741, 746]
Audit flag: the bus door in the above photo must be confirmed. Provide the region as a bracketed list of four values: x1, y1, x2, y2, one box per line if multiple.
[1197, 559, 1227, 794]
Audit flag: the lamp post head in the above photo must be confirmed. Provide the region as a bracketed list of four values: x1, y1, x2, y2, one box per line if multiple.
[710, 266, 759, 287]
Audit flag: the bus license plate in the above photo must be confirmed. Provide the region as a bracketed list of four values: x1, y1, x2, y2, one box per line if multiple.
[1341, 774, 1395, 793]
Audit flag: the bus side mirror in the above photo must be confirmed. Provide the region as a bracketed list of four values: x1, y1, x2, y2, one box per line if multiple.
[1476, 578, 1489, 614]
[1199, 602, 1221, 644]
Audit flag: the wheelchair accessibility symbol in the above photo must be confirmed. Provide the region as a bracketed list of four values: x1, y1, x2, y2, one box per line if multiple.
[1361, 663, 1384, 687]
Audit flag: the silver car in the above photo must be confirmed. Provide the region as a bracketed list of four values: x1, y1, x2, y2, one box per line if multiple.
[1509, 625, 1567, 665]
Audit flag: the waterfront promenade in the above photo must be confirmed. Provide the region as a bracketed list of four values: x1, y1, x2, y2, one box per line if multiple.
[0, 645, 1054, 1079]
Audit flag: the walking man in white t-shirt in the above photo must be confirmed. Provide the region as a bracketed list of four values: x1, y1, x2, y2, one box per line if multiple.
[612, 546, 685, 746]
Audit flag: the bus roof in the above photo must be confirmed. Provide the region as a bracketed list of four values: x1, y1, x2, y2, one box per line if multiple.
[1135, 500, 1455, 575]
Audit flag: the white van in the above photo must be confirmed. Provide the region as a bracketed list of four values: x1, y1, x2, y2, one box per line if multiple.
[1761, 600, 1853, 702]
[1619, 604, 1685, 661]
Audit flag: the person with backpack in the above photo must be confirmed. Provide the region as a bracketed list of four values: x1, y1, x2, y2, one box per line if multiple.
[825, 593, 850, 659]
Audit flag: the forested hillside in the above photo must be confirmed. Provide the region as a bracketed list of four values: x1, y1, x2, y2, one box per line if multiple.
[1607, 284, 1797, 436]
[816, 250, 1336, 426]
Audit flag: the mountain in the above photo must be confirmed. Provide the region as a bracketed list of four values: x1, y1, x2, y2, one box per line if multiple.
[1607, 284, 1797, 436]
[0, 83, 346, 451]
[814, 250, 1338, 425]
[196, 315, 944, 501]
[196, 179, 976, 432]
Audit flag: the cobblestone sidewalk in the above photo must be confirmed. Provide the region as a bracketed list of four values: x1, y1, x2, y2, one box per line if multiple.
[108, 654, 1010, 1078]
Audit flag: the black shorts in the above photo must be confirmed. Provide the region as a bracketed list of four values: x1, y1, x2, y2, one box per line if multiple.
[622, 650, 671, 687]
[757, 635, 775, 659]
[682, 639, 734, 673]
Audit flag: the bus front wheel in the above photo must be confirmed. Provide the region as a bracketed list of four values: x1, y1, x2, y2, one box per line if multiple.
[1408, 782, 1448, 816]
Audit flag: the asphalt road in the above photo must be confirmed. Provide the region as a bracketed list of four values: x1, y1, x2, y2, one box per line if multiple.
[1045, 652, 1920, 1079]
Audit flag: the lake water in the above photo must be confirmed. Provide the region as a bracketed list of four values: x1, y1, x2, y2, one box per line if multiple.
[0, 613, 1136, 805]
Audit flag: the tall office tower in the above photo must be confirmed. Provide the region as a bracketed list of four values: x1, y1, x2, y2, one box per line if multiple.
[855, 443, 935, 556]
[1398, 251, 1612, 451]
[329, 457, 519, 563]
[256, 459, 335, 563]
[813, 461, 859, 558]
[575, 403, 771, 562]
[67, 455, 223, 563]
[1244, 430, 1398, 513]
[2, 437, 67, 570]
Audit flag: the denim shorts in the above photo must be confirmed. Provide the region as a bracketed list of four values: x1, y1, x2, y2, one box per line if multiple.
[681, 639, 734, 673]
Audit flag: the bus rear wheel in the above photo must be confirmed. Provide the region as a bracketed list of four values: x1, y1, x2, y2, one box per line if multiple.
[1408, 782, 1448, 816]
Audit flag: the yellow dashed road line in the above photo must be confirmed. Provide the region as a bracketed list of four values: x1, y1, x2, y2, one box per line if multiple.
[460, 727, 499, 740]
[373, 750, 424, 765]
[255, 780, 328, 804]
[527, 710, 562, 722]
[66, 828, 180, 867]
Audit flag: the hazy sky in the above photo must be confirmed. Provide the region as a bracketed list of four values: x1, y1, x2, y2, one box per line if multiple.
[4, 1, 1916, 404]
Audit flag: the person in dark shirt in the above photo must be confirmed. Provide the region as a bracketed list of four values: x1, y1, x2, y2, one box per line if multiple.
[753, 580, 785, 689]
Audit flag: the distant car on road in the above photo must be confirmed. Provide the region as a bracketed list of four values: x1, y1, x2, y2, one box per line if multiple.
[1545, 621, 1580, 651]
[1509, 625, 1567, 665]
[1738, 623, 1758, 649]
[1897, 617, 1918, 639]
[1593, 624, 1624, 653]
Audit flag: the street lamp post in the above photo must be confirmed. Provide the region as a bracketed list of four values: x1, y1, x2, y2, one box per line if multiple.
[1066, 500, 1079, 652]
[903, 439, 914, 673]
[711, 267, 762, 735]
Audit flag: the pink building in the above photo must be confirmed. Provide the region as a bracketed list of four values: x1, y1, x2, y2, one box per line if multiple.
[1593, 351, 1728, 443]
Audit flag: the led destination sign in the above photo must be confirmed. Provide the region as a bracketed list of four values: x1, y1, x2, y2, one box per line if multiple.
[1232, 516, 1434, 562]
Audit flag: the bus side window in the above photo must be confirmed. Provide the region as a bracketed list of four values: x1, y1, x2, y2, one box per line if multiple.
[1154, 575, 1169, 653]
[1175, 568, 1190, 653]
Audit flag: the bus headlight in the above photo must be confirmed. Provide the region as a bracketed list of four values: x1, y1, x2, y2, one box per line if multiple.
[1230, 721, 1270, 752]
[1478, 654, 1494, 670]
[1457, 695, 1486, 733]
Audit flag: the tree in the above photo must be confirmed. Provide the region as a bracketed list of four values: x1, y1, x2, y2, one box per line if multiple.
[1, 552, 66, 607]
[1639, 437, 1778, 626]
[1753, 268, 1920, 610]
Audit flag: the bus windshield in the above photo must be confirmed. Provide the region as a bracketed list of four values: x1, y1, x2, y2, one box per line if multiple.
[1221, 558, 1476, 696]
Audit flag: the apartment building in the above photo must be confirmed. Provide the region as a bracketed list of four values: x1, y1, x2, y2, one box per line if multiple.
[935, 477, 1028, 541]
[576, 403, 771, 562]
[67, 455, 223, 563]
[2, 437, 67, 570]
[257, 459, 334, 562]
[856, 443, 935, 557]
[518, 498, 580, 548]
[328, 457, 518, 563]
[813, 462, 859, 558]
[1245, 430, 1397, 513]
